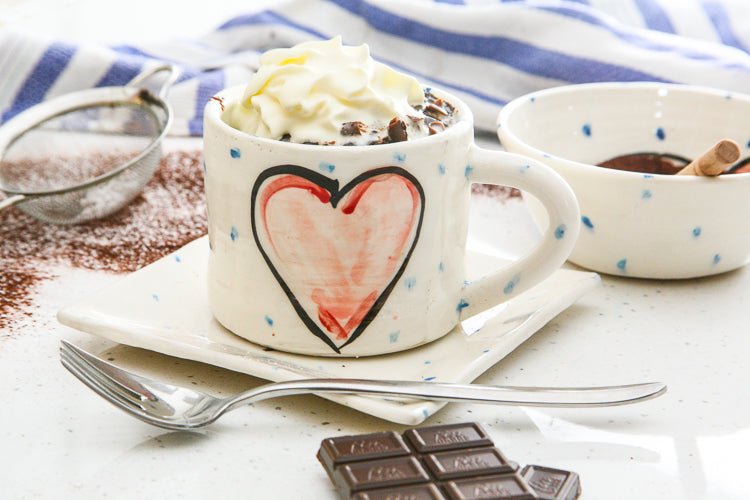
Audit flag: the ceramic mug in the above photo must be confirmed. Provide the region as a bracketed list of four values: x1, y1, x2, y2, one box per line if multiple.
[202, 86, 579, 356]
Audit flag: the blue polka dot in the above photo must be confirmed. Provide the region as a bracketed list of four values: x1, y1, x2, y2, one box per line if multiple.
[656, 127, 666, 140]
[438, 164, 446, 174]
[456, 299, 470, 312]
[424, 360, 431, 364]
[530, 96, 536, 102]
[643, 174, 654, 179]
[642, 190, 652, 200]
[616, 259, 627, 271]
[230, 226, 239, 241]
[422, 409, 429, 418]
[319, 162, 335, 173]
[582, 123, 592, 136]
[389, 331, 400, 343]
[152, 294, 159, 302]
[464, 165, 474, 179]
[581, 216, 594, 230]
[203, 161, 207, 173]
[713, 254, 721, 264]
[230, 147, 241, 158]
[265, 315, 274, 326]
[438, 262, 444, 272]
[520, 164, 530, 173]
[174, 255, 182, 263]
[394, 152, 406, 162]
[746, 139, 750, 148]
[404, 277, 416, 290]
[504, 274, 521, 294]
[554, 224, 566, 239]
[424, 376, 436, 381]
[693, 227, 701, 238]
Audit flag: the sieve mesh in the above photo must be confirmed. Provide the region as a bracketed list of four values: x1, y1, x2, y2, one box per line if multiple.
[0, 65, 175, 224]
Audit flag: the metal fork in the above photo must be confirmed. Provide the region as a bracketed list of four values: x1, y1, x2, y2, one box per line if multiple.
[59, 340, 667, 431]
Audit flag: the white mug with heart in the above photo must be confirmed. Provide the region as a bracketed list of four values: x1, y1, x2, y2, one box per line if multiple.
[203, 86, 580, 357]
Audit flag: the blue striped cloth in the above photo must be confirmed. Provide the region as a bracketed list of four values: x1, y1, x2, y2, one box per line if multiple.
[2, 0, 750, 136]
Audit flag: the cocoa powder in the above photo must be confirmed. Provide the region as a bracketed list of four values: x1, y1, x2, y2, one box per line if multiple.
[0, 149, 208, 333]
[471, 183, 522, 200]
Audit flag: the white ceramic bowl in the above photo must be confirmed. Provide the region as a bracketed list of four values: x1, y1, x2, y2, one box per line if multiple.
[497, 82, 750, 279]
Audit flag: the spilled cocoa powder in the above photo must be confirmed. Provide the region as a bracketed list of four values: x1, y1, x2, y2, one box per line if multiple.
[0, 149, 208, 333]
[471, 183, 522, 200]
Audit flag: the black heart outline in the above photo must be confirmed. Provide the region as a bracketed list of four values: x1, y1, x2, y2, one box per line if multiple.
[251, 165, 425, 354]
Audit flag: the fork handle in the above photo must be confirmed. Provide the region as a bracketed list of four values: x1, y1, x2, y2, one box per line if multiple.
[223, 378, 667, 413]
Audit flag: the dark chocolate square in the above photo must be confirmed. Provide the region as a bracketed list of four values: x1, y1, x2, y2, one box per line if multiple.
[521, 465, 581, 500]
[333, 456, 431, 498]
[403, 422, 493, 454]
[423, 447, 515, 480]
[444, 473, 538, 500]
[351, 483, 447, 500]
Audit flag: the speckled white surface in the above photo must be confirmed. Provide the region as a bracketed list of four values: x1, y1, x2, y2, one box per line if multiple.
[3, 138, 750, 499]
[2, 2, 750, 499]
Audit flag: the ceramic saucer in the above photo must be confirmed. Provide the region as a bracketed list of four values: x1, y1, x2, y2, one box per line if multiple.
[58, 232, 598, 424]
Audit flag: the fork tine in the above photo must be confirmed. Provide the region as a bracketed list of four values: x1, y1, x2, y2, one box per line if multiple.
[60, 340, 156, 401]
[61, 352, 176, 429]
[60, 342, 188, 430]
[60, 349, 154, 418]
[59, 346, 148, 409]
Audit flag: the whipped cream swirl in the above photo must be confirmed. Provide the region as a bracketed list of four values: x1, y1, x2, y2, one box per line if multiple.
[223, 37, 428, 144]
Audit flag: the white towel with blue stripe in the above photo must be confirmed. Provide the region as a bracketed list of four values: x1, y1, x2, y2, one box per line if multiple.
[2, 0, 750, 136]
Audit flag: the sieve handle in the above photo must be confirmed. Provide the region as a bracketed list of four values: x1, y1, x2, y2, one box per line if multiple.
[127, 64, 180, 100]
[0, 193, 26, 211]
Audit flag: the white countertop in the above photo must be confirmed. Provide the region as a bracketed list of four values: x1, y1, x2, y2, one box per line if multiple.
[1, 2, 749, 499]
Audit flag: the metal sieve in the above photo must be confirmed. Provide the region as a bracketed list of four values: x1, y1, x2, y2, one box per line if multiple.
[0, 64, 178, 224]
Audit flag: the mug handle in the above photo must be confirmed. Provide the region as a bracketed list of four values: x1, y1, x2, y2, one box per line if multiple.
[460, 145, 580, 318]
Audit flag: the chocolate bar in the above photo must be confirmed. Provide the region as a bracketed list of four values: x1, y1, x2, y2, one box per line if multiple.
[316, 422, 581, 500]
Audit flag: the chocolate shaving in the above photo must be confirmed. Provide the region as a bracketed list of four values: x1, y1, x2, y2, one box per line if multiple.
[387, 117, 408, 143]
[209, 96, 225, 112]
[428, 121, 445, 135]
[424, 103, 449, 119]
[340, 121, 367, 136]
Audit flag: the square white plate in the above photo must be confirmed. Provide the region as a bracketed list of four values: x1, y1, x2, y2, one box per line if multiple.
[58, 237, 598, 425]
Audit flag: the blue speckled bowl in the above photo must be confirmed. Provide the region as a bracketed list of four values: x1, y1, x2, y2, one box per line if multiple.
[497, 82, 750, 279]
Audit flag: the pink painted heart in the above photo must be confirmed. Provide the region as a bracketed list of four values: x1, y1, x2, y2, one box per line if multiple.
[251, 166, 424, 353]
